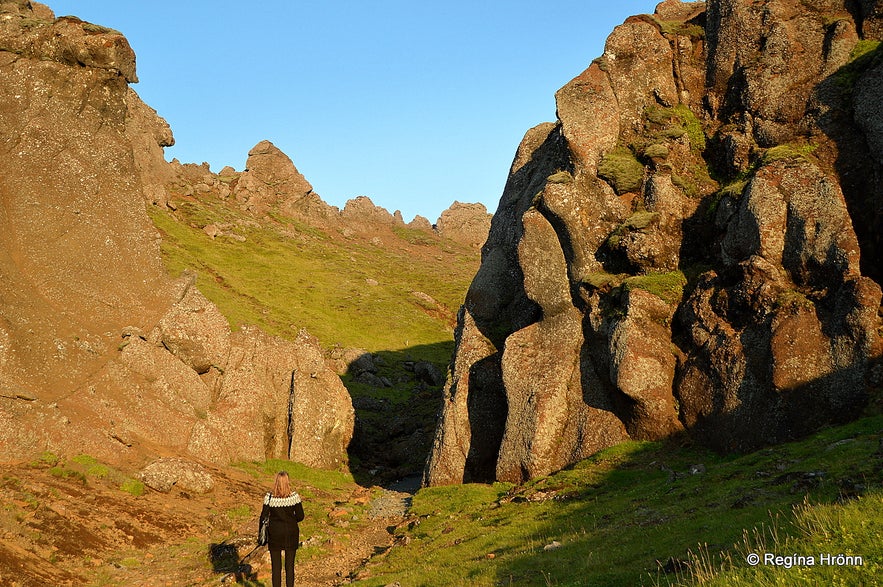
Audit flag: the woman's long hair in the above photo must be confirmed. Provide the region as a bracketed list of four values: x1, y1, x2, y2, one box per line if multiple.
[272, 471, 291, 498]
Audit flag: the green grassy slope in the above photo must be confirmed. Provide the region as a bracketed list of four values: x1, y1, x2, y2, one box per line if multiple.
[148, 194, 478, 360]
[355, 414, 882, 586]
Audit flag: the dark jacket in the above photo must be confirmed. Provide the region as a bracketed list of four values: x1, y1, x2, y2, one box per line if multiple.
[259, 492, 305, 550]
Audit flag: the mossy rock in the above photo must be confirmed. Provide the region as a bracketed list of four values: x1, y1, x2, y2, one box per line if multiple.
[624, 211, 659, 230]
[546, 170, 574, 184]
[598, 147, 644, 195]
[760, 143, 818, 165]
[622, 271, 687, 304]
[643, 143, 669, 160]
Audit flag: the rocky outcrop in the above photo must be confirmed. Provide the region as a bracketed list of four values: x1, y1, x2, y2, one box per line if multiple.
[0, 2, 353, 469]
[436, 202, 492, 248]
[231, 139, 335, 222]
[0, 0, 176, 401]
[341, 195, 400, 227]
[126, 89, 176, 207]
[168, 139, 492, 248]
[425, 0, 883, 485]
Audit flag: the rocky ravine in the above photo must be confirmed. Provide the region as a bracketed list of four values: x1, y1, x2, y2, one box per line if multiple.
[425, 0, 883, 486]
[0, 1, 354, 470]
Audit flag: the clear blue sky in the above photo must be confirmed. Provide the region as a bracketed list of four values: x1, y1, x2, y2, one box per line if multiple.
[48, 1, 662, 222]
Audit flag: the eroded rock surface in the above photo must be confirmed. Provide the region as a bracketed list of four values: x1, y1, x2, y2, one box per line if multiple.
[0, 2, 353, 469]
[425, 0, 883, 485]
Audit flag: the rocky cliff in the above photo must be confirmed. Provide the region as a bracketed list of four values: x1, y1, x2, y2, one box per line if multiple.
[425, 0, 883, 486]
[0, 1, 352, 469]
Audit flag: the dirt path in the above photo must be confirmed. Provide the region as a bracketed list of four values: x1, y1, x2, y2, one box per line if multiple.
[296, 477, 418, 586]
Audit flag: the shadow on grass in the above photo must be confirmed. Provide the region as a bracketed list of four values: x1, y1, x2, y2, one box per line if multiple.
[341, 341, 452, 489]
[489, 413, 883, 587]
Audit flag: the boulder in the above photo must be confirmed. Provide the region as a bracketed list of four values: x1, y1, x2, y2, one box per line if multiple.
[152, 279, 232, 375]
[188, 326, 354, 469]
[138, 458, 215, 494]
[413, 361, 444, 387]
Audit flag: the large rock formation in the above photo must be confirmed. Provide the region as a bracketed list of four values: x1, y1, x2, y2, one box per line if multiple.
[0, 1, 353, 469]
[425, 0, 883, 485]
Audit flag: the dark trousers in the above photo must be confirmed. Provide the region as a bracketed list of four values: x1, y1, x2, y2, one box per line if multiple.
[270, 547, 296, 587]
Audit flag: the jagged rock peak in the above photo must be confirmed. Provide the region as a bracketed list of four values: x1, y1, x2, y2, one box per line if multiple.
[436, 201, 491, 248]
[167, 139, 492, 245]
[342, 195, 400, 226]
[244, 140, 313, 195]
[229, 140, 318, 215]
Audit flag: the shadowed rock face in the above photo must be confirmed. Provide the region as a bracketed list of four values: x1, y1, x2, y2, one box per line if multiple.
[0, 2, 353, 469]
[425, 0, 883, 486]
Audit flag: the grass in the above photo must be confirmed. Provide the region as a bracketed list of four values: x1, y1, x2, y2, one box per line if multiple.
[234, 458, 355, 495]
[148, 194, 476, 357]
[391, 225, 437, 246]
[355, 413, 882, 586]
[672, 490, 883, 585]
[119, 478, 145, 496]
[30, 453, 150, 497]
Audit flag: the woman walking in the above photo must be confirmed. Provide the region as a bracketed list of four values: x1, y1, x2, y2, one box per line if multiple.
[260, 471, 305, 587]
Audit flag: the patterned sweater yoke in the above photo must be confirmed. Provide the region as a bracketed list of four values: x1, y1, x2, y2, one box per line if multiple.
[264, 492, 302, 508]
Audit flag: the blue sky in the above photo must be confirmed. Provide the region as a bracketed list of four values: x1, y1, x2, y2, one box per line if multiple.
[48, 1, 662, 222]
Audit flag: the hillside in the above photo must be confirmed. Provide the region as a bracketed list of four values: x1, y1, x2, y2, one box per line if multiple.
[359, 412, 882, 586]
[150, 163, 481, 359]
[148, 165, 484, 481]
